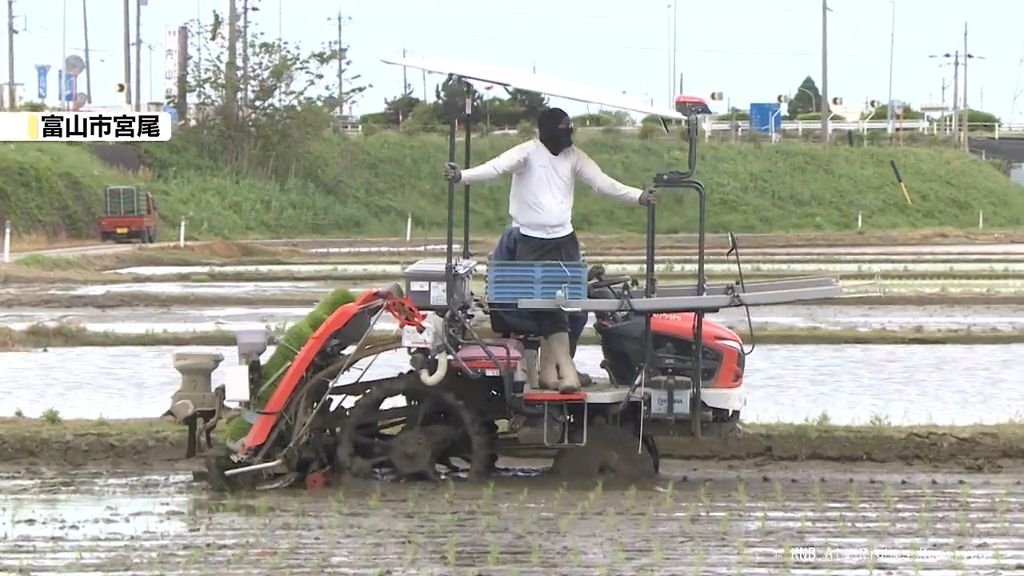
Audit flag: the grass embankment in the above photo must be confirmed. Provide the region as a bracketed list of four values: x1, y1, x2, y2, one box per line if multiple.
[4, 131, 1024, 242]
[3, 323, 1022, 352]
[1, 414, 1020, 470]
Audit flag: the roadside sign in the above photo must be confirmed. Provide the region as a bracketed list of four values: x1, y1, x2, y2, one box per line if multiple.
[749, 102, 782, 133]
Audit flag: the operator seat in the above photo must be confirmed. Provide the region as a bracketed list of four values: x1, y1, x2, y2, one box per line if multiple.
[487, 225, 591, 386]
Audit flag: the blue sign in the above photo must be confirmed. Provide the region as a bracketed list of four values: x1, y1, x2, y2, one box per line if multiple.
[163, 104, 178, 124]
[35, 64, 50, 100]
[57, 70, 75, 102]
[749, 102, 782, 133]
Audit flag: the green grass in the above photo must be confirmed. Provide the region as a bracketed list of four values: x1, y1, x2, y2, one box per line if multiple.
[4, 322, 1023, 353]
[3, 131, 1024, 241]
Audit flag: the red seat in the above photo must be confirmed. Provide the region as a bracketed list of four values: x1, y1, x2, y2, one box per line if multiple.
[522, 392, 587, 402]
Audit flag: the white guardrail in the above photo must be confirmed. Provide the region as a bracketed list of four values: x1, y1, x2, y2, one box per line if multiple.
[699, 119, 1024, 139]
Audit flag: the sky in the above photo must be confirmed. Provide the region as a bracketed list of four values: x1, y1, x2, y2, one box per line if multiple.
[4, 0, 1024, 123]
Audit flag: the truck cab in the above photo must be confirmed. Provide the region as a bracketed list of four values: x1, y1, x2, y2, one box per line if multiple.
[97, 186, 159, 244]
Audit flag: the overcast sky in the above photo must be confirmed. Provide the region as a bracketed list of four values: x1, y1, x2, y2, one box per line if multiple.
[6, 0, 1024, 122]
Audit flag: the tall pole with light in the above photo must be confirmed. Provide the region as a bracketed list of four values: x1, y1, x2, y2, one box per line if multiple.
[820, 0, 831, 144]
[886, 0, 895, 134]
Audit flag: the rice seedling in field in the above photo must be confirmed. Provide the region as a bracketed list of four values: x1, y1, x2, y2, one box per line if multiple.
[517, 486, 529, 506]
[812, 480, 823, 507]
[651, 540, 664, 564]
[882, 484, 896, 515]
[915, 510, 931, 538]
[553, 482, 567, 506]
[487, 537, 503, 565]
[733, 481, 747, 507]
[691, 548, 705, 575]
[640, 504, 654, 533]
[568, 538, 582, 565]
[699, 481, 710, 509]
[773, 480, 784, 504]
[444, 535, 456, 566]
[624, 484, 637, 507]
[529, 538, 541, 565]
[717, 511, 730, 536]
[757, 505, 768, 537]
[847, 483, 860, 508]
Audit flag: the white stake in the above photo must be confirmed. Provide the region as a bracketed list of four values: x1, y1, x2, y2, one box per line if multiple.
[406, 213, 412, 243]
[2, 220, 10, 264]
[979, 210, 984, 230]
[858, 211, 863, 231]
[179, 216, 186, 247]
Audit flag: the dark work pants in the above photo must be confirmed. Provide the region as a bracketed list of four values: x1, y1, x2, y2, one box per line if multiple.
[513, 231, 581, 337]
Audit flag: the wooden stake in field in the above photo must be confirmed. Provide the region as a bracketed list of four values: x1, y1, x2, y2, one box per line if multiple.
[889, 160, 912, 206]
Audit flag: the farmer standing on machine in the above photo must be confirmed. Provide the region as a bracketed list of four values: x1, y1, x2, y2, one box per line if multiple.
[443, 107, 654, 393]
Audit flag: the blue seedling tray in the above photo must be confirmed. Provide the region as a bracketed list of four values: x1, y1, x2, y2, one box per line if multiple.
[486, 260, 587, 303]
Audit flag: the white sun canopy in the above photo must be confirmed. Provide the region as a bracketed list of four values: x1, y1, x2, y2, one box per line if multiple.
[380, 55, 685, 121]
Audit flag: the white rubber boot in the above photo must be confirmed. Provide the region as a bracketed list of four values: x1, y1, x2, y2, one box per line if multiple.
[538, 336, 559, 391]
[548, 332, 581, 393]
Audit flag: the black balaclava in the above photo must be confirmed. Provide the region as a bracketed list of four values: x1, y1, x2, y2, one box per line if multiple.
[538, 107, 573, 156]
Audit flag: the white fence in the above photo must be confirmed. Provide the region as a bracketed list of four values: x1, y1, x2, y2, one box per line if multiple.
[699, 118, 1024, 140]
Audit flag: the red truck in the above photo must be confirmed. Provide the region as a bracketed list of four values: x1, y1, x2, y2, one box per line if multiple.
[97, 186, 160, 243]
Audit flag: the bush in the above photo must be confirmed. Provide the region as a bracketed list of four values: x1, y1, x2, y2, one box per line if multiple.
[638, 123, 658, 141]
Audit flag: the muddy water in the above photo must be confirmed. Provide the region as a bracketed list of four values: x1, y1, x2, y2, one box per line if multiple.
[5, 303, 1024, 334]
[1, 463, 1022, 575]
[2, 344, 1023, 426]
[108, 260, 1024, 277]
[7, 280, 343, 297]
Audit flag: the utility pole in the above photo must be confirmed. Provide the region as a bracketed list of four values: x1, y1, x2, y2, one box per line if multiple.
[82, 0, 91, 103]
[7, 0, 14, 110]
[242, 0, 248, 115]
[952, 53, 959, 137]
[122, 0, 131, 106]
[224, 0, 238, 121]
[886, 0, 895, 134]
[134, 0, 141, 110]
[671, 0, 677, 101]
[820, 0, 829, 144]
[402, 47, 407, 95]
[336, 9, 344, 114]
[962, 21, 969, 152]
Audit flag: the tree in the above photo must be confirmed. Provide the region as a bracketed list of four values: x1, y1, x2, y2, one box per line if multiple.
[383, 93, 422, 125]
[176, 10, 369, 178]
[434, 76, 484, 124]
[507, 89, 549, 119]
[788, 76, 821, 118]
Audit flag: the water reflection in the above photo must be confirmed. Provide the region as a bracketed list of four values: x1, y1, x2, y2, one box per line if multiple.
[2, 343, 1022, 426]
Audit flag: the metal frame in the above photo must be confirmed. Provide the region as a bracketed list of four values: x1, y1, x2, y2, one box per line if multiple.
[417, 65, 841, 439]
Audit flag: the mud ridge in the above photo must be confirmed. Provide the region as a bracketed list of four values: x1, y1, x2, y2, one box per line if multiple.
[2, 418, 1021, 473]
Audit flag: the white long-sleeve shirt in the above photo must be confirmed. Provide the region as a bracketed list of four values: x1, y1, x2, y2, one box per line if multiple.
[459, 139, 643, 238]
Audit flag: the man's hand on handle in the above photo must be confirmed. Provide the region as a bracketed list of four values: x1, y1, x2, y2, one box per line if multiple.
[638, 189, 656, 206]
[444, 162, 462, 183]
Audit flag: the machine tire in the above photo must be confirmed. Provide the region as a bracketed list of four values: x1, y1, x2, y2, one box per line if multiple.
[336, 374, 492, 482]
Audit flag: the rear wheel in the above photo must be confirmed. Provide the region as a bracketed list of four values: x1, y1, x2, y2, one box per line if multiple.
[336, 374, 493, 482]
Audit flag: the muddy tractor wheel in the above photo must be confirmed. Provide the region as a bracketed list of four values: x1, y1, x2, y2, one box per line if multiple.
[550, 422, 658, 481]
[336, 374, 493, 482]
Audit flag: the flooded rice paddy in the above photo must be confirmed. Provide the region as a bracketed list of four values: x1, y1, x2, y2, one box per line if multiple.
[106, 260, 1024, 277]
[1, 462, 1023, 575]
[2, 343, 1023, 426]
